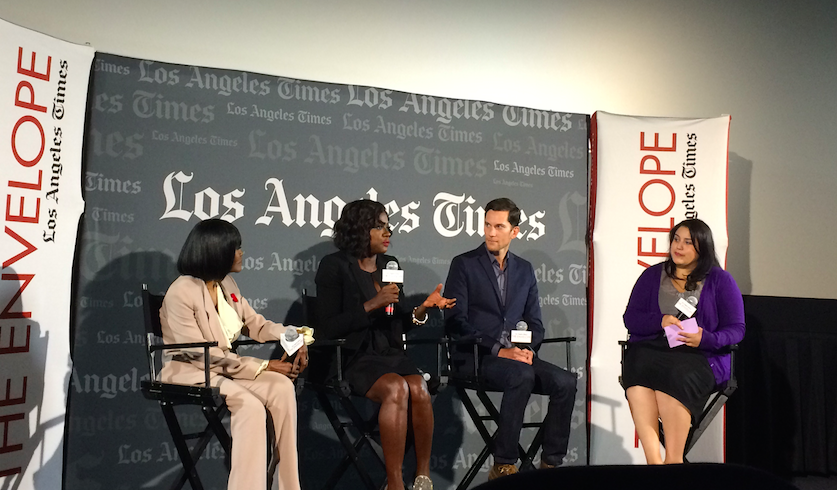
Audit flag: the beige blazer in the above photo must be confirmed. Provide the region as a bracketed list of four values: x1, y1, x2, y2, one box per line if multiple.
[159, 274, 290, 385]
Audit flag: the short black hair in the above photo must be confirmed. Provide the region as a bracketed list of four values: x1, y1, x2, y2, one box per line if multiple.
[664, 218, 720, 291]
[485, 197, 521, 227]
[177, 219, 242, 281]
[333, 199, 387, 258]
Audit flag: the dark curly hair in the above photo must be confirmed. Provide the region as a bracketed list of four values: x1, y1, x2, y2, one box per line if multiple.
[663, 218, 720, 291]
[333, 199, 387, 258]
[177, 219, 242, 281]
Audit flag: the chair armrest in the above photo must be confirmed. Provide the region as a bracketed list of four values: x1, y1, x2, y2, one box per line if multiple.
[314, 339, 347, 348]
[399, 337, 482, 387]
[148, 340, 219, 388]
[149, 340, 219, 352]
[724, 344, 739, 387]
[307, 338, 348, 381]
[445, 337, 482, 345]
[541, 336, 576, 369]
[403, 337, 482, 347]
[542, 337, 576, 344]
[442, 337, 484, 380]
[403, 338, 446, 346]
[230, 338, 281, 352]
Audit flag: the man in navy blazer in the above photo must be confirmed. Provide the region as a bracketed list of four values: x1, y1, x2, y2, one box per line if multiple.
[444, 198, 577, 480]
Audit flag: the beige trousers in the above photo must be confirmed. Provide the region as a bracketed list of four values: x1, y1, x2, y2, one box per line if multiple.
[211, 371, 300, 490]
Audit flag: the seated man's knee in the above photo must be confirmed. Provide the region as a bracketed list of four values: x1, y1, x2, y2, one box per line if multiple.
[507, 364, 536, 389]
[553, 368, 578, 395]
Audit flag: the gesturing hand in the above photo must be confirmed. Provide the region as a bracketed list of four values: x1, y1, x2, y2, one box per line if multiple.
[422, 283, 456, 310]
[364, 283, 400, 312]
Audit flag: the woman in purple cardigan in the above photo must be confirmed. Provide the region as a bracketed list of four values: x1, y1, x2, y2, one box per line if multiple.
[622, 219, 745, 464]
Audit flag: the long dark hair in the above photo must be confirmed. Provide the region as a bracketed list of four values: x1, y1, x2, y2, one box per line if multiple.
[177, 219, 241, 281]
[663, 218, 720, 291]
[332, 199, 387, 259]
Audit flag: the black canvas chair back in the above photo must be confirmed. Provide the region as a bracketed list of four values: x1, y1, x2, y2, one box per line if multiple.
[301, 289, 386, 490]
[443, 335, 576, 490]
[139, 284, 232, 490]
[619, 341, 739, 458]
[142, 288, 165, 379]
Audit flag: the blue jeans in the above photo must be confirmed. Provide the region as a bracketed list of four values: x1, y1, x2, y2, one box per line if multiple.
[480, 354, 577, 466]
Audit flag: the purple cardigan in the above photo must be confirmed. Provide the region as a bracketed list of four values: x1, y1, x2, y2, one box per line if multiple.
[623, 262, 745, 385]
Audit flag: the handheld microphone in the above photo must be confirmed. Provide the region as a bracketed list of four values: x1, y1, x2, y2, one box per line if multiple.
[511, 320, 533, 351]
[382, 261, 404, 316]
[280, 328, 304, 362]
[675, 296, 699, 320]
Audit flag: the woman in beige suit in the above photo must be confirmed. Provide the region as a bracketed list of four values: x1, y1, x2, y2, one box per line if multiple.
[160, 219, 306, 490]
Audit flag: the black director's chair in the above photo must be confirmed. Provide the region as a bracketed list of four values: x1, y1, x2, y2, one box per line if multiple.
[139, 284, 232, 490]
[302, 290, 451, 490]
[444, 335, 576, 490]
[619, 340, 739, 458]
[140, 284, 283, 490]
[301, 290, 387, 490]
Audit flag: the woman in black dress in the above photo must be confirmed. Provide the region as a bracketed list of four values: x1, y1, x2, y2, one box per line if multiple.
[315, 199, 455, 490]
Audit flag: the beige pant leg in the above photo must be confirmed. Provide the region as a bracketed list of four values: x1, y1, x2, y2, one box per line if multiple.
[229, 372, 300, 490]
[210, 375, 269, 490]
[238, 372, 300, 490]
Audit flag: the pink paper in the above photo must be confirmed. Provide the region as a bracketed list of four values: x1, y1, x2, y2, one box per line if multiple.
[664, 317, 699, 347]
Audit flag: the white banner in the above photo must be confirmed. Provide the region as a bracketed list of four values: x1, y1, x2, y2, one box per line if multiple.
[0, 18, 92, 489]
[588, 111, 730, 464]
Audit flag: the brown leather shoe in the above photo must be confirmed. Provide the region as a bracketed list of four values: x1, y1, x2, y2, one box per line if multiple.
[488, 463, 518, 480]
[539, 461, 556, 469]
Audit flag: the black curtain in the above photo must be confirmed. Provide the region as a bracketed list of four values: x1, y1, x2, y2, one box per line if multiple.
[727, 295, 837, 476]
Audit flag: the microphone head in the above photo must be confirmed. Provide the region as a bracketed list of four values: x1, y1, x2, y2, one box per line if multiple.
[515, 321, 528, 331]
[386, 261, 399, 270]
[284, 329, 299, 341]
[687, 296, 698, 307]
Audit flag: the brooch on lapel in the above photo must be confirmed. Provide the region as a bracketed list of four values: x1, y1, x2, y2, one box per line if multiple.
[230, 293, 239, 303]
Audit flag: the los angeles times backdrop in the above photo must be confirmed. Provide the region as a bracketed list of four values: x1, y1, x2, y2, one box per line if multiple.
[68, 53, 588, 489]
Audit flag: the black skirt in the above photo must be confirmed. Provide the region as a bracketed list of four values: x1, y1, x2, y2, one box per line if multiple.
[344, 348, 419, 396]
[622, 335, 715, 420]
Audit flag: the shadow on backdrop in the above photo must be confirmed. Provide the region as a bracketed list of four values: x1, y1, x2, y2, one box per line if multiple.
[726, 152, 752, 295]
[65, 251, 204, 490]
[588, 392, 633, 465]
[0, 268, 51, 490]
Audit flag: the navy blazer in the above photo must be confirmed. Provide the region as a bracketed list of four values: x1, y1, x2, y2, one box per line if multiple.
[444, 244, 544, 360]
